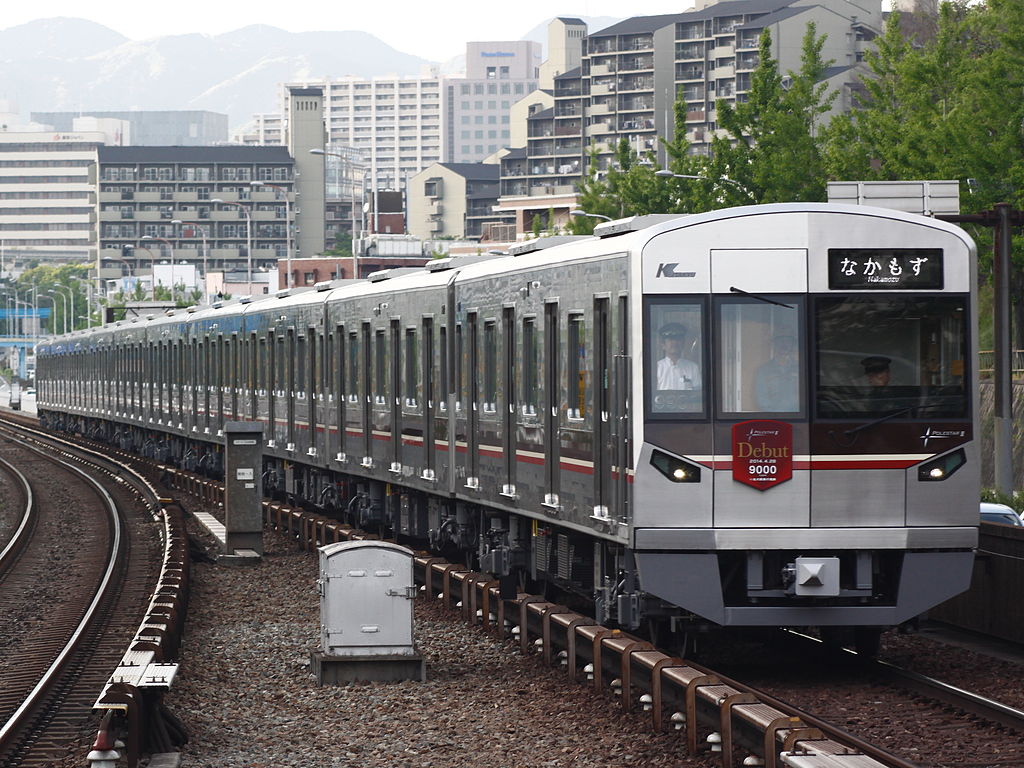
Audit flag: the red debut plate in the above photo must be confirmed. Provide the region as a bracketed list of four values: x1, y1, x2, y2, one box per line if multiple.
[732, 420, 793, 491]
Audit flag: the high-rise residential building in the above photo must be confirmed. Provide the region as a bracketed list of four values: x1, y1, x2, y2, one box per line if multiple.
[497, 0, 883, 233]
[407, 162, 514, 241]
[31, 111, 228, 145]
[280, 74, 444, 197]
[0, 132, 104, 269]
[97, 146, 295, 294]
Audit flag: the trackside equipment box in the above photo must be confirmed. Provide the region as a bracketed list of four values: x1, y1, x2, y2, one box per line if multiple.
[311, 540, 425, 684]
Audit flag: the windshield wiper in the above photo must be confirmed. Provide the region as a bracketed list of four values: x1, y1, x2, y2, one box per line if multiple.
[729, 286, 794, 309]
[829, 406, 916, 447]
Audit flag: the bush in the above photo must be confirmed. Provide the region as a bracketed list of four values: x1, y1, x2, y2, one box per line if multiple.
[980, 488, 1023, 512]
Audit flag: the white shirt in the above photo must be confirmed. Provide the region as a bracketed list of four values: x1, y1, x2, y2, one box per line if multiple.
[657, 355, 701, 390]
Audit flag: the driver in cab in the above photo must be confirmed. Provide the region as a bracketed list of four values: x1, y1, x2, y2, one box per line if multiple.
[656, 322, 701, 391]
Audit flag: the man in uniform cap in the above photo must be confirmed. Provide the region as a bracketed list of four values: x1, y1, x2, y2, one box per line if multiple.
[656, 322, 701, 390]
[861, 355, 891, 386]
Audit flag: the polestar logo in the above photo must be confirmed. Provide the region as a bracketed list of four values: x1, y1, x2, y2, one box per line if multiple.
[921, 427, 965, 447]
[656, 263, 696, 278]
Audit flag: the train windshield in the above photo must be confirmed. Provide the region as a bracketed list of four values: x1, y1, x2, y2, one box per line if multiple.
[815, 296, 968, 419]
[646, 300, 705, 417]
[717, 296, 804, 416]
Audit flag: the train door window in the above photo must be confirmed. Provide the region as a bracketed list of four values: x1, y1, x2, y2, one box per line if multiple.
[645, 299, 705, 418]
[454, 323, 464, 412]
[522, 317, 537, 416]
[483, 319, 497, 413]
[348, 331, 359, 403]
[438, 325, 448, 412]
[374, 329, 387, 405]
[297, 331, 307, 398]
[716, 296, 803, 416]
[405, 326, 418, 408]
[567, 313, 586, 420]
[422, 318, 434, 408]
[814, 296, 968, 419]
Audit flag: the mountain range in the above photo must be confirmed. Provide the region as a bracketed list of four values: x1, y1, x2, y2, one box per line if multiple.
[0, 16, 618, 134]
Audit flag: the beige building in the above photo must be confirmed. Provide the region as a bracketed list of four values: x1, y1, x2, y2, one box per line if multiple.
[407, 162, 513, 241]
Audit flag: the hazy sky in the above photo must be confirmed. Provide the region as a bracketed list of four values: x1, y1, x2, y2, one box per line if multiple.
[4, 1, 697, 61]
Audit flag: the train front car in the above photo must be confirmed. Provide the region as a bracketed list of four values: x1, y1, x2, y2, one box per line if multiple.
[632, 203, 978, 644]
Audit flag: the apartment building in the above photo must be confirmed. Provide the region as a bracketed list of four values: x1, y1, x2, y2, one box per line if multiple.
[97, 146, 295, 293]
[0, 131, 103, 269]
[497, 0, 882, 231]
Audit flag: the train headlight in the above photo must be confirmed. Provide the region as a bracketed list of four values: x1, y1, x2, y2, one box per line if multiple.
[650, 450, 702, 483]
[917, 448, 966, 482]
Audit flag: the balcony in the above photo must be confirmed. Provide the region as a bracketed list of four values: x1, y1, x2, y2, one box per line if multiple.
[685, 110, 707, 123]
[677, 66, 705, 81]
[554, 124, 581, 136]
[590, 82, 616, 96]
[585, 122, 614, 137]
[590, 63, 616, 76]
[588, 102, 612, 116]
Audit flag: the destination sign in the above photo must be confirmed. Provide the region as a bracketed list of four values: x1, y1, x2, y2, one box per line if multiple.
[828, 248, 943, 290]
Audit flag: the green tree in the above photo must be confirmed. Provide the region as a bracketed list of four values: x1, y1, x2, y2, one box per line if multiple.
[714, 24, 834, 204]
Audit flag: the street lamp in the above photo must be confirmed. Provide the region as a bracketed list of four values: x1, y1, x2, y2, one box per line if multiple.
[569, 210, 613, 222]
[142, 234, 176, 302]
[211, 198, 253, 295]
[251, 180, 292, 290]
[70, 275, 94, 328]
[173, 219, 209, 303]
[47, 289, 68, 335]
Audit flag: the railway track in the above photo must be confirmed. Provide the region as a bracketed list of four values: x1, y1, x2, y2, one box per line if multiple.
[0, 416, 182, 768]
[26, 426, 1024, 768]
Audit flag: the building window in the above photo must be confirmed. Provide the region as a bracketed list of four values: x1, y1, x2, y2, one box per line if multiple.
[304, 272, 315, 285]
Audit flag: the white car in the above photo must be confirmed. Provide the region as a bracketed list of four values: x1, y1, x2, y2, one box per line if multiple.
[980, 502, 1024, 526]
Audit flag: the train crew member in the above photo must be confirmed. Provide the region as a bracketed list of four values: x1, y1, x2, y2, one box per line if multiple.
[861, 356, 891, 387]
[755, 334, 799, 411]
[656, 322, 701, 390]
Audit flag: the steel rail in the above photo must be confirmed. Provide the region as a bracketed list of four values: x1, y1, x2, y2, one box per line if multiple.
[0, 454, 34, 574]
[0, 428, 124, 753]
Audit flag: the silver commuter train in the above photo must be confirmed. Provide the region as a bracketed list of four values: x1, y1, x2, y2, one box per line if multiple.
[36, 203, 979, 644]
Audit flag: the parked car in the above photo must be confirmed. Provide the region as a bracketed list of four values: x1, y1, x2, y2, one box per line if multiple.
[980, 502, 1024, 526]
[24, 387, 35, 396]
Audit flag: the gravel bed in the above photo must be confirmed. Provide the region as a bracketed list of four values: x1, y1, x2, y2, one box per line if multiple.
[164, 523, 718, 768]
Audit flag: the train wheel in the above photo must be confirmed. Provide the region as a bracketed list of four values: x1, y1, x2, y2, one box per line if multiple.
[854, 627, 882, 658]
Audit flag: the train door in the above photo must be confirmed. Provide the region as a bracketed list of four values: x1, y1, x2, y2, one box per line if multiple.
[267, 330, 277, 446]
[249, 332, 258, 421]
[361, 322, 373, 467]
[333, 324, 345, 462]
[401, 322, 420, 475]
[466, 312, 480, 489]
[422, 317, 436, 481]
[501, 307, 516, 497]
[390, 319, 402, 473]
[287, 327, 296, 451]
[592, 297, 611, 517]
[231, 332, 240, 420]
[216, 333, 225, 433]
[612, 294, 631, 524]
[712, 293, 808, 528]
[307, 325, 319, 457]
[543, 301, 560, 508]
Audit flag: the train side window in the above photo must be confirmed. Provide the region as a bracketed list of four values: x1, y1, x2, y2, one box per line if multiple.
[567, 313, 586, 421]
[483, 319, 497, 413]
[645, 299, 705, 417]
[522, 317, 537, 417]
[717, 297, 803, 416]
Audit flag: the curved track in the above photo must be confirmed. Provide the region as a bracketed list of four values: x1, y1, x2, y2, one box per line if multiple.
[0, 419, 164, 768]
